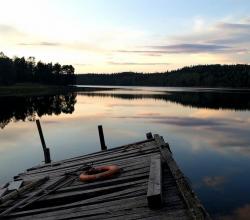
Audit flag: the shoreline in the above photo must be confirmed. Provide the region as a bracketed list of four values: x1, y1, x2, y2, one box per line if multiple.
[0, 84, 80, 97]
[0, 84, 116, 97]
[1, 84, 250, 97]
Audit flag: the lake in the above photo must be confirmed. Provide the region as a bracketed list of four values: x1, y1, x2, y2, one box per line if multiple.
[0, 86, 250, 219]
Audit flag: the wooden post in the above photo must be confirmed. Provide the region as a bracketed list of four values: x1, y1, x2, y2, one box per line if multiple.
[44, 148, 51, 164]
[36, 120, 51, 164]
[146, 132, 153, 140]
[98, 125, 107, 151]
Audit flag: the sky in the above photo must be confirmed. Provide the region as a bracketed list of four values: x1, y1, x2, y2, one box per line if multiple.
[0, 0, 250, 73]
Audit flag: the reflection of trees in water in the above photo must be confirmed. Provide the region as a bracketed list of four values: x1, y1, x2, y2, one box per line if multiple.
[2, 90, 249, 129]
[0, 93, 76, 129]
[165, 92, 250, 111]
[80, 91, 250, 111]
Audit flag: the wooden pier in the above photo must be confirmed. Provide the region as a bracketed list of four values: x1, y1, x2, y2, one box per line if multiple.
[0, 134, 210, 219]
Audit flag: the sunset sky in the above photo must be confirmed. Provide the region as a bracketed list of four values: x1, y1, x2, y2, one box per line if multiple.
[0, 0, 250, 73]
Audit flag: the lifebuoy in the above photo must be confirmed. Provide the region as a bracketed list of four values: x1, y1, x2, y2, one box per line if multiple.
[79, 165, 120, 182]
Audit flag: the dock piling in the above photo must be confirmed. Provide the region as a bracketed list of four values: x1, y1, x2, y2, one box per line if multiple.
[98, 125, 107, 151]
[146, 132, 153, 140]
[36, 120, 51, 164]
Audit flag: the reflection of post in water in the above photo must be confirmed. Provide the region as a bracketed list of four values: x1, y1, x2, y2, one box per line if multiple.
[36, 120, 51, 164]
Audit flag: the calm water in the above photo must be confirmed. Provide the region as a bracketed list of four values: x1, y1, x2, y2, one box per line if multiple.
[1, 86, 250, 219]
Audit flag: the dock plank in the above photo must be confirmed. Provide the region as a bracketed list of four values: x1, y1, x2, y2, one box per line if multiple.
[147, 155, 162, 208]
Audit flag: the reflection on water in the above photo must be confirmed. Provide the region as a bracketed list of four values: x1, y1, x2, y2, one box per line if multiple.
[0, 93, 77, 129]
[82, 89, 250, 111]
[0, 87, 250, 219]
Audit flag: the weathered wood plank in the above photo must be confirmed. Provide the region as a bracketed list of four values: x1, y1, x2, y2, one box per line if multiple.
[21, 144, 158, 177]
[19, 149, 157, 178]
[147, 155, 162, 208]
[36, 178, 147, 204]
[16, 196, 147, 220]
[0, 177, 49, 205]
[9, 185, 147, 218]
[7, 181, 23, 191]
[56, 172, 148, 194]
[0, 183, 9, 189]
[0, 188, 7, 198]
[18, 152, 156, 181]
[25, 139, 154, 173]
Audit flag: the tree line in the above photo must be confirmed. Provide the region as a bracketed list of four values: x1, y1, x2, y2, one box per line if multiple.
[0, 52, 76, 85]
[77, 64, 250, 88]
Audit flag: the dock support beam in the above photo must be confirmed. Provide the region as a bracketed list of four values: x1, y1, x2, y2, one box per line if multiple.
[98, 125, 107, 151]
[36, 120, 51, 164]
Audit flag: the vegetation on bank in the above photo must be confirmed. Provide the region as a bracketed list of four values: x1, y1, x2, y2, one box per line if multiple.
[77, 64, 250, 88]
[0, 52, 76, 86]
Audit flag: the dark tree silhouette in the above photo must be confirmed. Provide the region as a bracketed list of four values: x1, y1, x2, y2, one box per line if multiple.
[0, 52, 15, 85]
[0, 52, 76, 85]
[77, 64, 250, 88]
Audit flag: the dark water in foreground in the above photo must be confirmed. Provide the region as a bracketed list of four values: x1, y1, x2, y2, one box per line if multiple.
[1, 86, 250, 219]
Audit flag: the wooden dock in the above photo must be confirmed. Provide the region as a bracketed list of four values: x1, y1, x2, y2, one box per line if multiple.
[0, 134, 210, 219]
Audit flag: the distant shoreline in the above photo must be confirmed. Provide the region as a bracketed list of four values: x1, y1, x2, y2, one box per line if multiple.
[1, 83, 250, 97]
[76, 84, 250, 91]
[0, 84, 75, 96]
[0, 84, 115, 96]
[76, 64, 250, 88]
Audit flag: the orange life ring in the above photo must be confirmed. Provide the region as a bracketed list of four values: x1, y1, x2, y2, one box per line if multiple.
[79, 165, 120, 182]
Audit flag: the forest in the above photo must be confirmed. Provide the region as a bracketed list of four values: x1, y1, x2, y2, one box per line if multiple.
[0, 52, 76, 85]
[77, 64, 250, 88]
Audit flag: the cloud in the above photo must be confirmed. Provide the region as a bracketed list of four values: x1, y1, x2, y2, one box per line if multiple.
[117, 18, 250, 56]
[173, 19, 250, 51]
[74, 63, 90, 66]
[207, 22, 250, 45]
[150, 44, 232, 53]
[0, 24, 25, 39]
[0, 24, 19, 34]
[216, 22, 250, 31]
[117, 43, 243, 55]
[17, 40, 103, 53]
[18, 41, 61, 46]
[108, 61, 169, 65]
[203, 176, 226, 188]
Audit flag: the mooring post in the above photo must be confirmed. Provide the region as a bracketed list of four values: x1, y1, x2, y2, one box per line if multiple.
[36, 120, 51, 164]
[98, 125, 107, 151]
[146, 132, 153, 140]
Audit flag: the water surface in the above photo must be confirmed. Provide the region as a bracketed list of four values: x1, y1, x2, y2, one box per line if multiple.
[0, 86, 250, 219]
